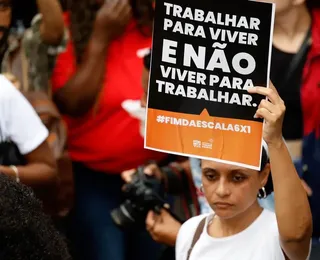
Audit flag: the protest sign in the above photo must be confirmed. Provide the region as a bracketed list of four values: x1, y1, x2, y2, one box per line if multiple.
[145, 0, 275, 170]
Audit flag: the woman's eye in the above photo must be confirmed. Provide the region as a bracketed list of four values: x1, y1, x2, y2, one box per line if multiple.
[233, 175, 245, 182]
[205, 174, 217, 181]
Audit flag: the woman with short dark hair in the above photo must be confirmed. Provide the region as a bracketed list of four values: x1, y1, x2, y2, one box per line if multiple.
[176, 82, 312, 260]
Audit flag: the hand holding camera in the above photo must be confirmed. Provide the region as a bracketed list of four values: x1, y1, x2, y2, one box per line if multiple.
[112, 166, 182, 230]
[121, 163, 163, 184]
[146, 208, 182, 247]
[112, 166, 167, 229]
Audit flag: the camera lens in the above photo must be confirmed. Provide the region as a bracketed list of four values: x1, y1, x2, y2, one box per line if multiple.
[110, 200, 140, 229]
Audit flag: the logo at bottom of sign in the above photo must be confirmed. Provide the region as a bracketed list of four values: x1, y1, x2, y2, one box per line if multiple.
[193, 140, 213, 149]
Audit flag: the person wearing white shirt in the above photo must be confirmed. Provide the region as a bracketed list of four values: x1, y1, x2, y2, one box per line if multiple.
[175, 82, 312, 260]
[0, 75, 56, 186]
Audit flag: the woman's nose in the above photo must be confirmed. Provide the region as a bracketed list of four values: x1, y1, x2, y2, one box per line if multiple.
[215, 180, 231, 198]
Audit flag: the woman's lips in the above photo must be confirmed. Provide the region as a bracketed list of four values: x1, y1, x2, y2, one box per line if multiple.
[214, 202, 233, 209]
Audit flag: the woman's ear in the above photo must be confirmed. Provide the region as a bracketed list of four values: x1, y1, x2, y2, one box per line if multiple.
[260, 163, 271, 187]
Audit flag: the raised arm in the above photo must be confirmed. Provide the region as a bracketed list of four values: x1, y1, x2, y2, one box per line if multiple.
[36, 0, 64, 44]
[53, 0, 131, 117]
[248, 83, 312, 260]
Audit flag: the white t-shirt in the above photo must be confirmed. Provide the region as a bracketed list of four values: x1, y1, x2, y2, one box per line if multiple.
[0, 75, 48, 154]
[176, 209, 286, 260]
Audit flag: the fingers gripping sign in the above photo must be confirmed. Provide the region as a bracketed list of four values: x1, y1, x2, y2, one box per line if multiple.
[247, 82, 286, 146]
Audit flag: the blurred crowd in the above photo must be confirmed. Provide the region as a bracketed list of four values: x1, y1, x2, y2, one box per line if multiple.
[0, 0, 319, 260]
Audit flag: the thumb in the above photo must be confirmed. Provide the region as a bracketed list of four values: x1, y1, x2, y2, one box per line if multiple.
[160, 207, 172, 218]
[146, 210, 157, 229]
[268, 81, 279, 95]
[121, 169, 136, 183]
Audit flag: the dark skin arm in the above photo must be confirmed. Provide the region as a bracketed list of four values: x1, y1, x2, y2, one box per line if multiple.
[0, 141, 57, 187]
[37, 0, 64, 44]
[53, 0, 132, 117]
[53, 35, 108, 117]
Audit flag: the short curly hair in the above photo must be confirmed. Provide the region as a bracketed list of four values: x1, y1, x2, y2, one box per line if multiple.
[0, 174, 71, 260]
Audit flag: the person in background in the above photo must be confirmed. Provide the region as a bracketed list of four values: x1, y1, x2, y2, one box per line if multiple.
[0, 75, 56, 187]
[1, 0, 66, 92]
[51, 0, 169, 259]
[0, 173, 71, 260]
[0, 0, 70, 215]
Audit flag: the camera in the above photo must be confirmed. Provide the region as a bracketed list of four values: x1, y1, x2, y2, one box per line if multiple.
[111, 167, 167, 229]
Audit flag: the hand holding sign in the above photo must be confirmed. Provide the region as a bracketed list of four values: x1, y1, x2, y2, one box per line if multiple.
[248, 82, 285, 147]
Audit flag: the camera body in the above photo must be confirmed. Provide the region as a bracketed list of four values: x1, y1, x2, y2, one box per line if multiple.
[111, 167, 167, 229]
